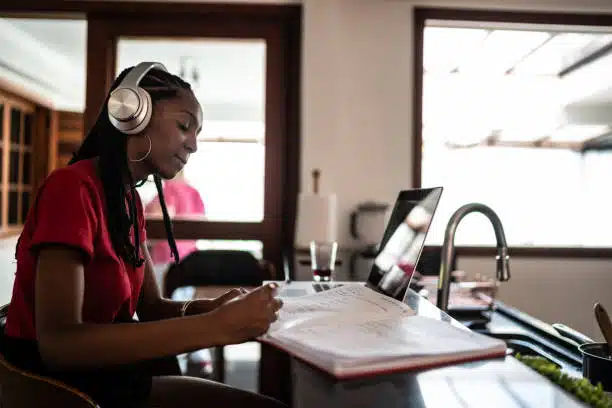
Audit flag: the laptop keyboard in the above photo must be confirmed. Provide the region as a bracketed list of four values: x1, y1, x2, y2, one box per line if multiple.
[313, 283, 343, 292]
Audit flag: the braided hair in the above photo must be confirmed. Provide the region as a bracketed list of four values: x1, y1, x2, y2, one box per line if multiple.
[69, 66, 193, 268]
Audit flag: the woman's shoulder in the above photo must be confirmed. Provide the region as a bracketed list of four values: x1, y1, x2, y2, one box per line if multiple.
[44, 159, 99, 187]
[38, 159, 102, 203]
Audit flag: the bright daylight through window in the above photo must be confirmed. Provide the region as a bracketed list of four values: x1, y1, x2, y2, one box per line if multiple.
[422, 21, 612, 248]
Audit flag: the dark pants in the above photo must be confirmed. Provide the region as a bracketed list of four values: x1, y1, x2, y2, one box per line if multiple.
[148, 375, 288, 408]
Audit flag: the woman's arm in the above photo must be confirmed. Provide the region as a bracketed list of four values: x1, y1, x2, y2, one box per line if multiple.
[135, 245, 242, 321]
[35, 247, 229, 371]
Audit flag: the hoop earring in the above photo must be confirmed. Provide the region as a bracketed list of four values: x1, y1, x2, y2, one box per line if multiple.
[129, 134, 152, 163]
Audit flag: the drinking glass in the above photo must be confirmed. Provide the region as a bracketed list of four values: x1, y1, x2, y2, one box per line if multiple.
[309, 241, 338, 282]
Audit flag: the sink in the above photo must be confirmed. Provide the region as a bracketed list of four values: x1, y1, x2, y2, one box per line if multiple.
[446, 306, 492, 330]
[413, 279, 497, 330]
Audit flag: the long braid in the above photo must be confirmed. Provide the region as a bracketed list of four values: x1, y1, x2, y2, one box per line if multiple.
[91, 110, 143, 266]
[153, 174, 179, 263]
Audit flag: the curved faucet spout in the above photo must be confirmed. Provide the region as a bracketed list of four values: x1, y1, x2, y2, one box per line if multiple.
[437, 203, 511, 312]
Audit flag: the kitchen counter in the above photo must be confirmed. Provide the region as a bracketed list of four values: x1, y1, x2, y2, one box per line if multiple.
[262, 288, 590, 408]
[291, 356, 581, 408]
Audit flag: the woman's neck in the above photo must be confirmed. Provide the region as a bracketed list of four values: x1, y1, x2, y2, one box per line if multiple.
[93, 157, 149, 188]
[127, 161, 150, 186]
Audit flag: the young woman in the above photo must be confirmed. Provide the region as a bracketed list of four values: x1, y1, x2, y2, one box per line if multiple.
[2, 63, 285, 408]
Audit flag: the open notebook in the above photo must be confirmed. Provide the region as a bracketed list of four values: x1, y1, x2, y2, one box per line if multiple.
[259, 285, 507, 379]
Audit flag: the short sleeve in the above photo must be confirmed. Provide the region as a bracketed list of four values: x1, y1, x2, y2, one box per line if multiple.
[30, 169, 99, 262]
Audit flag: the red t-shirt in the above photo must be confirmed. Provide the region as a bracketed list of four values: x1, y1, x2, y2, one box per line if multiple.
[5, 158, 147, 340]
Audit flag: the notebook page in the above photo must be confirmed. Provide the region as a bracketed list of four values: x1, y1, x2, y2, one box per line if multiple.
[273, 315, 506, 361]
[269, 285, 414, 333]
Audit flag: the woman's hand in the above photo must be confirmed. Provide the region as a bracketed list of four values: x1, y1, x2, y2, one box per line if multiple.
[209, 288, 249, 308]
[184, 288, 247, 315]
[210, 283, 283, 345]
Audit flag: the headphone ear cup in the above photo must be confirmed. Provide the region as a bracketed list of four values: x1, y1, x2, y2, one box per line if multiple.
[108, 87, 140, 132]
[107, 62, 166, 135]
[123, 87, 153, 135]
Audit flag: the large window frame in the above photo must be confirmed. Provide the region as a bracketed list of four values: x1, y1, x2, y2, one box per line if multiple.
[413, 8, 612, 258]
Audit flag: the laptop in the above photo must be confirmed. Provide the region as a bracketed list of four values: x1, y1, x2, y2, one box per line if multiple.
[274, 187, 443, 302]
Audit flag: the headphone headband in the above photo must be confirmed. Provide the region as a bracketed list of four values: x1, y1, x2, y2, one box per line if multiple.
[121, 62, 168, 88]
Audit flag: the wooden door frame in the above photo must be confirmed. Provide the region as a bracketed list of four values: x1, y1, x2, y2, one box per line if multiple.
[84, 6, 301, 274]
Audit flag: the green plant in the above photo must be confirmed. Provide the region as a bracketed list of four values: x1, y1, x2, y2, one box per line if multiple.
[515, 354, 612, 408]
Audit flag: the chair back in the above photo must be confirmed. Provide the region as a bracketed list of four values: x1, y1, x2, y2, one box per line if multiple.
[0, 353, 99, 408]
[163, 250, 276, 298]
[0, 304, 99, 408]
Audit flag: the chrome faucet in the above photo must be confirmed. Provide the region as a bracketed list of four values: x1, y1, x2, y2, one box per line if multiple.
[437, 203, 511, 312]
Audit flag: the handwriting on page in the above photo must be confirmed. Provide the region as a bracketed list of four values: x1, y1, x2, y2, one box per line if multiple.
[280, 285, 413, 317]
[267, 285, 416, 333]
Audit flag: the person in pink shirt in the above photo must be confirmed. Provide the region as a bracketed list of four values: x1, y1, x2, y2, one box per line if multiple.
[145, 169, 205, 264]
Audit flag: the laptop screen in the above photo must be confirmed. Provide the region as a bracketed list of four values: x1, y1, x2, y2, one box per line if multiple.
[365, 187, 443, 301]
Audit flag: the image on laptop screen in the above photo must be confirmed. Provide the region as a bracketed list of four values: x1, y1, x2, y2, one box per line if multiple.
[365, 187, 443, 301]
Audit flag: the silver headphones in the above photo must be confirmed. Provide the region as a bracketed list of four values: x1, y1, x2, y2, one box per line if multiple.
[107, 61, 168, 135]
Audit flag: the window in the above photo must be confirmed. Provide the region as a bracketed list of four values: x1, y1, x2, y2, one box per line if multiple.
[417, 12, 612, 250]
[0, 91, 35, 233]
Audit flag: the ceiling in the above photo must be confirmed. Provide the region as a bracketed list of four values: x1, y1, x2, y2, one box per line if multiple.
[7, 19, 87, 63]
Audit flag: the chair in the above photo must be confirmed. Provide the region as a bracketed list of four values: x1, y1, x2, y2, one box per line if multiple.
[0, 304, 98, 408]
[0, 303, 182, 407]
[163, 249, 276, 299]
[0, 353, 99, 408]
[163, 249, 276, 383]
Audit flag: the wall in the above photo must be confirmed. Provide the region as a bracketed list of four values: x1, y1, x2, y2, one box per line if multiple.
[302, 0, 415, 241]
[301, 0, 612, 341]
